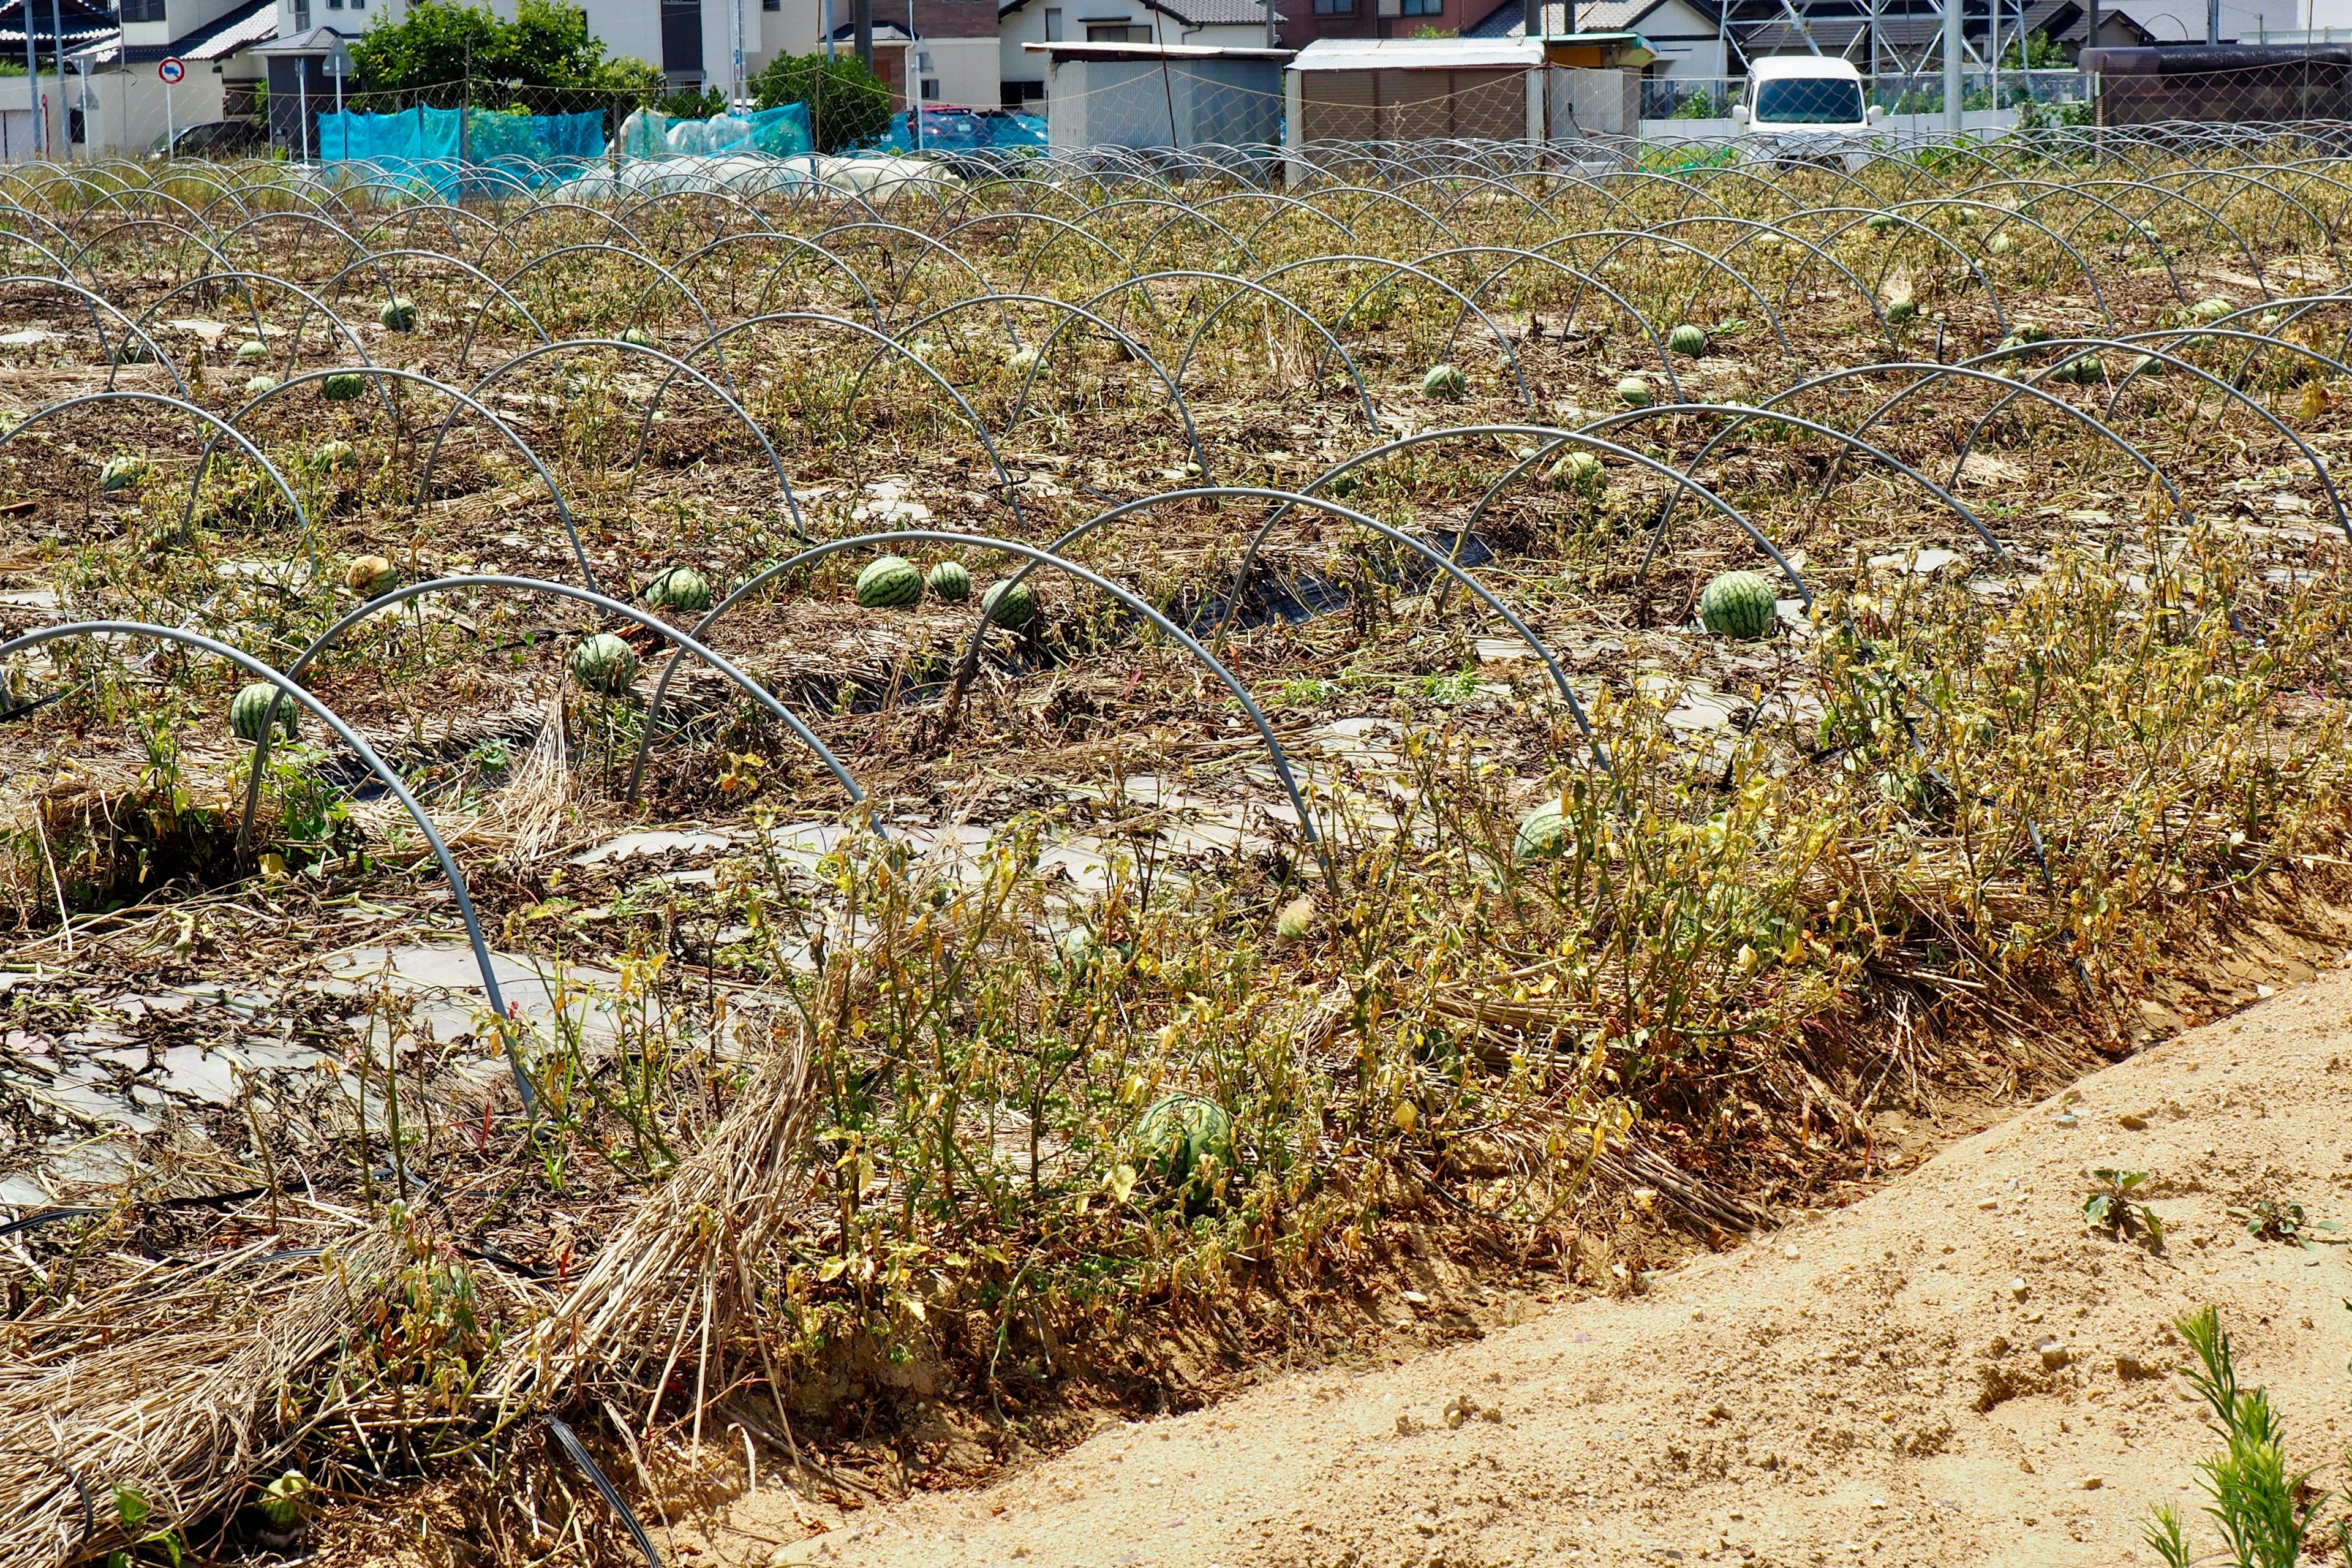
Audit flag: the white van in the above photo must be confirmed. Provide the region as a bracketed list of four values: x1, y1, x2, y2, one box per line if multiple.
[1729, 57, 1887, 160]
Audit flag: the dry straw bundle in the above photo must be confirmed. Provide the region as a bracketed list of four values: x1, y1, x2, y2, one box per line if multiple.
[0, 1226, 401, 1565]
[0, 1024, 812, 1564]
[486, 1027, 815, 1439]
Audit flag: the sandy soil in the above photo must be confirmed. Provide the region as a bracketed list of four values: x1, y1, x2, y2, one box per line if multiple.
[694, 964, 2352, 1568]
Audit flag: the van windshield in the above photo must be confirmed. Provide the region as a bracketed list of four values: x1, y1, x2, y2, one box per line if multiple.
[1752, 75, 1866, 124]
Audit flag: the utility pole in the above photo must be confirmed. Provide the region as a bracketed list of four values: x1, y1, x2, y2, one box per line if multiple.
[854, 0, 873, 71]
[1943, 0, 1962, 134]
[47, 0, 62, 154]
[21, 0, 40, 159]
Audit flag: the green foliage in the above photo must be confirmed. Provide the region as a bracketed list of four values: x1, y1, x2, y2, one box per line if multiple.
[2082, 1167, 2163, 1251]
[347, 0, 658, 97]
[748, 51, 892, 154]
[656, 85, 725, 121]
[2152, 1306, 2327, 1568]
[2000, 28, 2070, 68]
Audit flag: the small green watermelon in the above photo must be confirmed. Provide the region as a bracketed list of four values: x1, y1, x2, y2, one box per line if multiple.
[229, 682, 297, 742]
[1513, 799, 1569, 861]
[571, 632, 639, 696]
[926, 560, 972, 601]
[1698, 570, 1778, 639]
[643, 565, 712, 614]
[982, 579, 1035, 630]
[1131, 1093, 1234, 1200]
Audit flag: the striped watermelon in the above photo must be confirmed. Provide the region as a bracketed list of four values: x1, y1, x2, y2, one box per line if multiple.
[572, 633, 639, 696]
[982, 579, 1035, 630]
[854, 556, 923, 608]
[230, 682, 296, 742]
[1699, 571, 1778, 639]
[926, 560, 972, 601]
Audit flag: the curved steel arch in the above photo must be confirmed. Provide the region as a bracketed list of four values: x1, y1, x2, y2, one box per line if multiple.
[1510, 230, 1796, 355]
[1558, 402, 2005, 577]
[203, 366, 590, 583]
[441, 337, 805, 536]
[667, 228, 889, 326]
[1069, 268, 1379, 431]
[1, 388, 306, 540]
[0, 620, 534, 1109]
[128, 269, 376, 379]
[881, 291, 1216, 475]
[622, 532, 1338, 889]
[1240, 252, 1536, 405]
[244, 573, 869, 855]
[672, 311, 1026, 529]
[301, 246, 556, 368]
[0, 274, 192, 396]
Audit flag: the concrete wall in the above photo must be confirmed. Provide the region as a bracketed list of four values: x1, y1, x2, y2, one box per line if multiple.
[1633, 106, 2022, 140]
[0, 85, 69, 159]
[89, 61, 228, 153]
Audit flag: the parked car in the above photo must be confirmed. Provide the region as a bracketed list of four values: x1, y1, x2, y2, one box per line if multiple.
[1729, 57, 1886, 164]
[149, 119, 266, 160]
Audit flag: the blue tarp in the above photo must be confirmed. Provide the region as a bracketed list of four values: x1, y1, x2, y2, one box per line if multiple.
[875, 109, 1047, 152]
[620, 101, 813, 159]
[319, 105, 608, 189]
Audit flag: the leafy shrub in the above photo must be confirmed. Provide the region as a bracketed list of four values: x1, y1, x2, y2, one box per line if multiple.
[749, 51, 891, 154]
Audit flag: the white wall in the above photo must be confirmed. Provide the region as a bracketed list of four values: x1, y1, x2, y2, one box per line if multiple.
[117, 61, 228, 150]
[0, 78, 69, 159]
[922, 34, 997, 102]
[1003, 10, 1268, 103]
[2124, 0, 2298, 39]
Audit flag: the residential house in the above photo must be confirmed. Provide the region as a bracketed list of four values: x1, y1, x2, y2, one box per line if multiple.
[999, 0, 1272, 107]
[0, 0, 116, 153]
[1465, 0, 1725, 108]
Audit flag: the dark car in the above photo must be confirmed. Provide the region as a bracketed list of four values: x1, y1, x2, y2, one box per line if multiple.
[149, 119, 267, 160]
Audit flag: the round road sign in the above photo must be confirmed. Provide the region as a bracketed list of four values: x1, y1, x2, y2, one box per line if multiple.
[157, 58, 186, 85]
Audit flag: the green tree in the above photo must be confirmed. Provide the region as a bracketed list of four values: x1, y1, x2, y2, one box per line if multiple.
[749, 51, 892, 154]
[348, 0, 662, 99]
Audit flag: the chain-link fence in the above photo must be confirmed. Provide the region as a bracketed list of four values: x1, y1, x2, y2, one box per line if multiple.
[1641, 69, 2090, 124]
[2082, 46, 2352, 128]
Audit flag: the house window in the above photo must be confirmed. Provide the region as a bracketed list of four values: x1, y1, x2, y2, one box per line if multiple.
[1400, 0, 1441, 12]
[1086, 21, 1147, 37]
[1042, 6, 1062, 34]
[1311, 0, 1353, 13]
[120, 0, 165, 22]
[327, 0, 344, 12]
[1003, 78, 1044, 105]
[291, 0, 311, 29]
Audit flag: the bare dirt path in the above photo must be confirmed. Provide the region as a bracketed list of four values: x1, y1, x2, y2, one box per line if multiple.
[704, 966, 2352, 1568]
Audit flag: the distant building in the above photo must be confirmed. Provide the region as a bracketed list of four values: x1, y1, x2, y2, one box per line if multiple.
[999, 0, 1273, 107]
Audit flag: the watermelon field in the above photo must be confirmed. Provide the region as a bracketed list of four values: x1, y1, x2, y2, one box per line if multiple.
[2, 132, 2351, 1562]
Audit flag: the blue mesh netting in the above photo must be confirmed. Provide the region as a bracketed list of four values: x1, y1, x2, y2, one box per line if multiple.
[620, 102, 812, 160]
[320, 105, 608, 189]
[874, 109, 1046, 152]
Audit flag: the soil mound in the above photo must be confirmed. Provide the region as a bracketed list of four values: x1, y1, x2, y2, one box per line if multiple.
[702, 964, 2352, 1568]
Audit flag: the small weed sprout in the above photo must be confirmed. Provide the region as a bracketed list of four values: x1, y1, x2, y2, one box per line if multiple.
[2082, 1168, 2164, 1251]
